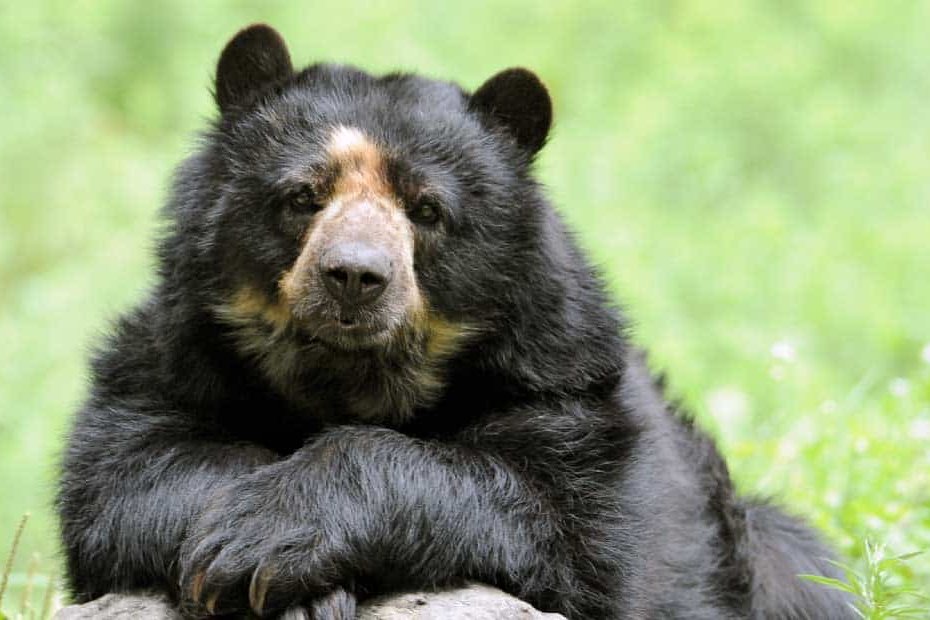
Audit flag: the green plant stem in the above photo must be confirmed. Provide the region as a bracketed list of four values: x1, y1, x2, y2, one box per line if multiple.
[0, 513, 30, 610]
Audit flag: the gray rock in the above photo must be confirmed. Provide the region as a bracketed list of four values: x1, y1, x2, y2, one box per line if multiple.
[54, 592, 181, 619]
[54, 584, 566, 619]
[359, 584, 565, 619]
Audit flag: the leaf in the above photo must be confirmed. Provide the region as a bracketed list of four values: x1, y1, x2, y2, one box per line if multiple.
[825, 557, 859, 575]
[883, 607, 930, 619]
[889, 551, 925, 563]
[799, 574, 858, 595]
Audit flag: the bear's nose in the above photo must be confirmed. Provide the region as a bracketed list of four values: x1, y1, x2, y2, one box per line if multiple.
[320, 242, 393, 307]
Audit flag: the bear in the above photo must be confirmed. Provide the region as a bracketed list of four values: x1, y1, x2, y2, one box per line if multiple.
[57, 23, 854, 619]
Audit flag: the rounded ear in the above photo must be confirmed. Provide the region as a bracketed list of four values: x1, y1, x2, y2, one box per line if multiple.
[468, 68, 552, 155]
[215, 24, 293, 114]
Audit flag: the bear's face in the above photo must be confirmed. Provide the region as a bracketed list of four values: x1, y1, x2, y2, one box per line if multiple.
[278, 124, 424, 350]
[211, 79, 478, 353]
[220, 119, 433, 352]
[197, 26, 553, 415]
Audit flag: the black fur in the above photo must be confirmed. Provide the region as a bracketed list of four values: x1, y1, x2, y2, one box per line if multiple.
[58, 24, 854, 619]
[470, 67, 552, 155]
[215, 24, 293, 114]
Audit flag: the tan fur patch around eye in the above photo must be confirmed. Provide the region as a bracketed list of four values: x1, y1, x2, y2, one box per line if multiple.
[278, 227, 317, 306]
[274, 125, 419, 317]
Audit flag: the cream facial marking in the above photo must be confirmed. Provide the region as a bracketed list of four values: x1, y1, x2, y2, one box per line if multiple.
[328, 125, 369, 155]
[325, 125, 393, 199]
[279, 125, 419, 314]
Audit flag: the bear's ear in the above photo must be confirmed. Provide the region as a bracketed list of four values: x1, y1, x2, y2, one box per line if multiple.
[215, 24, 293, 114]
[469, 68, 552, 155]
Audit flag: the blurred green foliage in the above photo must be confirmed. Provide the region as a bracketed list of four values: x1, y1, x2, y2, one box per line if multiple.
[1, 0, 928, 607]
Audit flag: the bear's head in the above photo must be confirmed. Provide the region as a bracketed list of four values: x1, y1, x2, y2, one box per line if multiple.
[167, 24, 620, 422]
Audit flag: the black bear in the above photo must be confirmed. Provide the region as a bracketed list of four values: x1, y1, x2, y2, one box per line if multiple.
[58, 24, 853, 619]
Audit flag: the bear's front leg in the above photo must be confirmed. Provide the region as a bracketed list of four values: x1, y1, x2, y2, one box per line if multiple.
[180, 420, 608, 619]
[178, 455, 360, 618]
[178, 421, 588, 618]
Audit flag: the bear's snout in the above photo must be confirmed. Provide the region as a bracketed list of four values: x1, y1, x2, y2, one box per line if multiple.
[319, 241, 394, 309]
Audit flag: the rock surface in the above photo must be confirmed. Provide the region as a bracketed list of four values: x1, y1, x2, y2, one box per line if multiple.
[358, 584, 565, 619]
[54, 592, 181, 619]
[54, 584, 566, 619]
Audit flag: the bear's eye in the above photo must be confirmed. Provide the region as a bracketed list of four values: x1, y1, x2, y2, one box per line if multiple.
[409, 199, 442, 226]
[288, 187, 321, 213]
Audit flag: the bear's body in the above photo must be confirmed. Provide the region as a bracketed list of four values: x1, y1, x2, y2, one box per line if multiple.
[58, 25, 852, 619]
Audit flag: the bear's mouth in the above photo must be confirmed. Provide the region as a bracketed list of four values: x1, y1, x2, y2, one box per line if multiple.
[310, 314, 395, 350]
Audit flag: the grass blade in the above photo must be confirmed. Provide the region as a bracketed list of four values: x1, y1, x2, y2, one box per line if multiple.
[0, 513, 30, 610]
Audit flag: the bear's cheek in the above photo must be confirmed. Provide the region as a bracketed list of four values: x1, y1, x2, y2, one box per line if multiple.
[414, 230, 502, 318]
[208, 196, 298, 297]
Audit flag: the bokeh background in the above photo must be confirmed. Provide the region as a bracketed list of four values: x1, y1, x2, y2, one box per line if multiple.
[1, 0, 928, 614]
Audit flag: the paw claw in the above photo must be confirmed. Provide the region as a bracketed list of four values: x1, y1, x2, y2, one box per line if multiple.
[190, 570, 207, 604]
[205, 589, 221, 615]
[250, 564, 274, 615]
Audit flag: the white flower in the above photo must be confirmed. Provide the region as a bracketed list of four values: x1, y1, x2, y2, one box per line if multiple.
[889, 378, 910, 398]
[706, 387, 749, 425]
[910, 418, 930, 440]
[777, 440, 799, 461]
[854, 437, 869, 454]
[770, 341, 796, 363]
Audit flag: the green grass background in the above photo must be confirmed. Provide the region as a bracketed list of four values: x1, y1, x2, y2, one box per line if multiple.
[1, 0, 928, 610]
